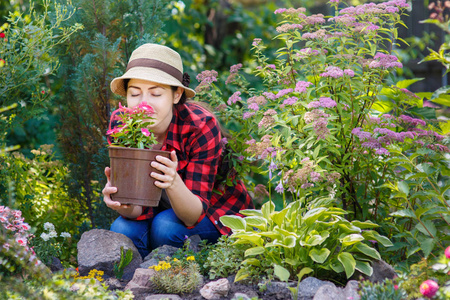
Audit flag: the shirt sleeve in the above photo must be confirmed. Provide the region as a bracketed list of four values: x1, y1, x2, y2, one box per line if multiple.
[183, 115, 222, 225]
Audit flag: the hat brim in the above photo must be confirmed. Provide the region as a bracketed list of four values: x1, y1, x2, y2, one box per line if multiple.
[110, 67, 196, 98]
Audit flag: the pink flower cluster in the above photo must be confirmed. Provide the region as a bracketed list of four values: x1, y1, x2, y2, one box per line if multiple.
[107, 101, 154, 136]
[276, 23, 303, 33]
[320, 66, 355, 78]
[307, 97, 337, 109]
[399, 115, 426, 127]
[275, 88, 293, 99]
[302, 29, 327, 40]
[282, 96, 299, 107]
[226, 63, 243, 84]
[227, 91, 242, 105]
[368, 52, 403, 69]
[252, 38, 262, 47]
[304, 109, 330, 139]
[248, 95, 268, 106]
[0, 206, 40, 265]
[274, 8, 306, 15]
[295, 81, 313, 93]
[245, 135, 277, 159]
[296, 48, 323, 59]
[339, 0, 409, 16]
[195, 70, 218, 92]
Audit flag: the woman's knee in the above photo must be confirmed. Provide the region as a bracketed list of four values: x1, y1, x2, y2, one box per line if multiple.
[150, 210, 186, 248]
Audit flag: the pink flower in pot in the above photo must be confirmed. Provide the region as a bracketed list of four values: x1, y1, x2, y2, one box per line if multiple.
[420, 279, 439, 298]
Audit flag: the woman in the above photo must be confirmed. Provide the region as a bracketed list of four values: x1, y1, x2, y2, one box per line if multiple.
[102, 43, 253, 258]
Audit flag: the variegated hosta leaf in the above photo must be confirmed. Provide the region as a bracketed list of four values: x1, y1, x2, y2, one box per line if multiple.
[340, 234, 365, 247]
[309, 248, 331, 263]
[220, 215, 246, 231]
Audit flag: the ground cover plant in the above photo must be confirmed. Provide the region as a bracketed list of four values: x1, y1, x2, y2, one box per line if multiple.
[195, 0, 450, 273]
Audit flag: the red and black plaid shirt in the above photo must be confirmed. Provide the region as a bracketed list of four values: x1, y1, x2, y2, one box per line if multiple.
[133, 102, 253, 235]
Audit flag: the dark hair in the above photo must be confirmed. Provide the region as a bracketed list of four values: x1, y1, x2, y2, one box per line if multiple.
[171, 72, 191, 105]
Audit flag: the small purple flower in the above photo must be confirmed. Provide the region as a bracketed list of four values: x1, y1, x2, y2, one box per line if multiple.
[269, 161, 277, 179]
[275, 182, 284, 194]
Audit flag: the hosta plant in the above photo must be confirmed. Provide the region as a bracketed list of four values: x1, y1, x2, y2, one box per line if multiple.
[220, 198, 393, 283]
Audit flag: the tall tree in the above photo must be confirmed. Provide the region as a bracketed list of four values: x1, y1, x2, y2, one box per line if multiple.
[52, 0, 170, 228]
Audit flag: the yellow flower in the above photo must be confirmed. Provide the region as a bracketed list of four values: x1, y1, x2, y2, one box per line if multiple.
[173, 258, 179, 262]
[186, 256, 195, 261]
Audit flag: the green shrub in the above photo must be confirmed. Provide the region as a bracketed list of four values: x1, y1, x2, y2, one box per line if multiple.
[149, 256, 202, 295]
[204, 235, 246, 280]
[359, 278, 407, 300]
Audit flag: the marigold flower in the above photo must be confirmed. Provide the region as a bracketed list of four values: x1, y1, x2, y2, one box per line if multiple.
[420, 279, 439, 298]
[187, 256, 195, 261]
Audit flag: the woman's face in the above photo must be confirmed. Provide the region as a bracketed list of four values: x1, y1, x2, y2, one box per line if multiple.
[126, 79, 183, 137]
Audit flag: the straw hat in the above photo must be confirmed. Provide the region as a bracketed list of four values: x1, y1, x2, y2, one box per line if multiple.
[110, 43, 196, 98]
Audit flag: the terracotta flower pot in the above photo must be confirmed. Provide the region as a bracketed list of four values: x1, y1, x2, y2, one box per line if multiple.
[109, 146, 171, 206]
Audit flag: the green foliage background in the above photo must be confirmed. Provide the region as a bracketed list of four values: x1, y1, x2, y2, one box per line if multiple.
[0, 0, 448, 278]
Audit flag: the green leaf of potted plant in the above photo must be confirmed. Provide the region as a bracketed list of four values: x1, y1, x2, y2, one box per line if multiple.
[107, 101, 170, 206]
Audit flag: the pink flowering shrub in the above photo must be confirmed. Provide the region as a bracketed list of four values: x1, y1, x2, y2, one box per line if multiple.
[0, 206, 41, 275]
[194, 0, 450, 263]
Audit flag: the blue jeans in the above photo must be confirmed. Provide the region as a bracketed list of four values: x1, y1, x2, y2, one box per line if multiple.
[110, 209, 221, 258]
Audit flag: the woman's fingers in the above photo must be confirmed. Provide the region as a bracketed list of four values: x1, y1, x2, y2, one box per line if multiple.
[105, 166, 111, 182]
[150, 151, 178, 188]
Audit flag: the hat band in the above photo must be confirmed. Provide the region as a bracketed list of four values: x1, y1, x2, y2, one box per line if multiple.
[126, 58, 183, 82]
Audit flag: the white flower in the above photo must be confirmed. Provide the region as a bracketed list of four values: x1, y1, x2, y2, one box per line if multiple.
[48, 231, 57, 238]
[60, 232, 71, 238]
[40, 232, 50, 241]
[44, 222, 55, 231]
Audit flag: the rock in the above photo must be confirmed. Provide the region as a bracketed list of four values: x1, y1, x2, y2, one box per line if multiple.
[262, 281, 293, 299]
[342, 280, 360, 300]
[125, 268, 156, 289]
[232, 293, 253, 300]
[77, 229, 142, 280]
[49, 256, 64, 273]
[187, 235, 202, 253]
[368, 259, 397, 283]
[298, 277, 335, 300]
[200, 278, 231, 299]
[143, 245, 179, 262]
[140, 258, 159, 269]
[313, 279, 360, 300]
[313, 284, 343, 300]
[125, 281, 153, 296]
[103, 277, 125, 291]
[144, 295, 182, 300]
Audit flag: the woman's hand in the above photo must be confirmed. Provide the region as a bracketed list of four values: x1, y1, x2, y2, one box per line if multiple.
[102, 167, 131, 211]
[150, 150, 179, 190]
